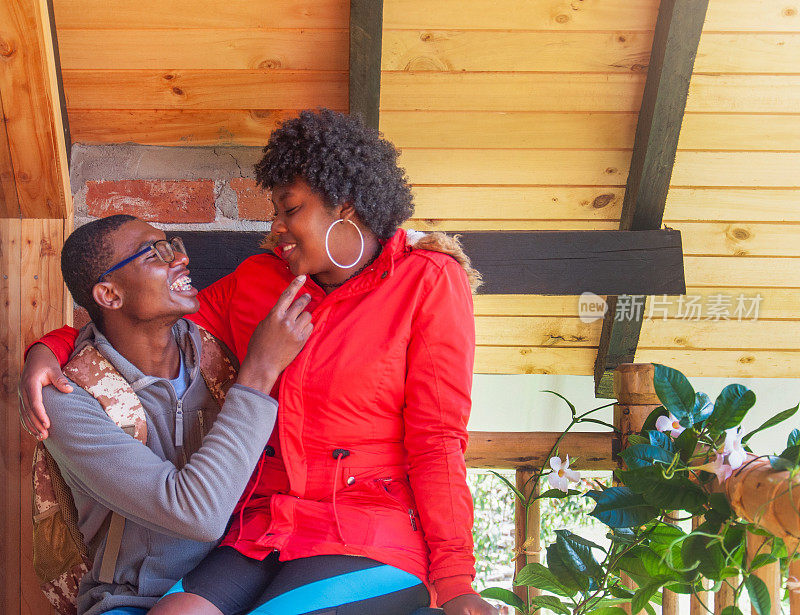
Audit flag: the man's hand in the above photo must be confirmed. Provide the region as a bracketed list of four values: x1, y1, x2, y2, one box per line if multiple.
[19, 343, 72, 440]
[237, 275, 314, 394]
[442, 594, 499, 615]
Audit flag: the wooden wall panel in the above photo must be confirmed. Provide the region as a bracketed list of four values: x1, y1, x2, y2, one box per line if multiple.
[57, 29, 349, 70]
[53, 0, 349, 28]
[0, 0, 67, 217]
[65, 109, 300, 146]
[61, 70, 348, 110]
[381, 0, 800, 379]
[52, 0, 350, 145]
[1, 220, 64, 615]
[0, 93, 21, 218]
[0, 219, 23, 615]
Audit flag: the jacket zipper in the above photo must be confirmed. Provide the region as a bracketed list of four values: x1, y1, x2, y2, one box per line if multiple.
[175, 398, 184, 447]
[379, 479, 418, 531]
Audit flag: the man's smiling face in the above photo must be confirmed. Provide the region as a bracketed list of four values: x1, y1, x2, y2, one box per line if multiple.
[97, 219, 199, 323]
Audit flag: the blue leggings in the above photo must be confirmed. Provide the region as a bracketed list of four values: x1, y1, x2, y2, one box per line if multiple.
[163, 547, 429, 615]
[102, 609, 148, 615]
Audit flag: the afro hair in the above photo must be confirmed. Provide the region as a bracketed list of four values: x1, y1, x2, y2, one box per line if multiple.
[61, 214, 137, 325]
[254, 109, 414, 239]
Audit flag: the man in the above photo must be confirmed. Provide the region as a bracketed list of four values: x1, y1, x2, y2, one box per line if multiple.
[37, 214, 311, 615]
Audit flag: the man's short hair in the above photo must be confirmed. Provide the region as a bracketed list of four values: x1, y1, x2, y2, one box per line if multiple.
[61, 215, 137, 324]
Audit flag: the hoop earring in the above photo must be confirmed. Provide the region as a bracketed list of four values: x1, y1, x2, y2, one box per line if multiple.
[325, 219, 364, 269]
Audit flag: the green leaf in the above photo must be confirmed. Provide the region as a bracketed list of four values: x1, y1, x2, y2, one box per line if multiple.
[682, 534, 724, 580]
[619, 444, 676, 469]
[514, 562, 575, 597]
[653, 364, 696, 422]
[586, 608, 629, 615]
[789, 428, 800, 447]
[547, 542, 592, 592]
[489, 470, 525, 502]
[632, 581, 663, 614]
[537, 488, 580, 500]
[749, 553, 777, 570]
[479, 587, 526, 612]
[708, 384, 756, 431]
[674, 427, 699, 461]
[647, 429, 676, 452]
[742, 404, 798, 444]
[530, 595, 571, 615]
[641, 476, 707, 513]
[587, 487, 658, 529]
[745, 574, 771, 615]
[607, 584, 635, 599]
[555, 530, 604, 581]
[770, 453, 800, 471]
[628, 434, 649, 446]
[720, 607, 744, 615]
[693, 392, 714, 423]
[617, 546, 676, 581]
[641, 406, 668, 434]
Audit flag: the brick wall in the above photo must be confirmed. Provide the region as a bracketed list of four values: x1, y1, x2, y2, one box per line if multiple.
[70, 143, 271, 326]
[71, 144, 274, 229]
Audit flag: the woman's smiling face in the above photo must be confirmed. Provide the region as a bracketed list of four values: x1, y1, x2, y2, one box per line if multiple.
[270, 178, 365, 279]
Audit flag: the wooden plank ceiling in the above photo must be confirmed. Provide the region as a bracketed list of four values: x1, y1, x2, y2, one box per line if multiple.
[47, 0, 800, 380]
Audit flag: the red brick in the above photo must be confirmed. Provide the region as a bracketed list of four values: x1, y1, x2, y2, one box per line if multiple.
[231, 178, 272, 221]
[86, 180, 216, 223]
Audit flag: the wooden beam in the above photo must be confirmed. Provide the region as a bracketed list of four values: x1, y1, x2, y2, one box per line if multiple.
[465, 432, 614, 471]
[173, 230, 685, 296]
[0, 0, 69, 217]
[44, 0, 71, 163]
[349, 0, 383, 130]
[594, 0, 708, 397]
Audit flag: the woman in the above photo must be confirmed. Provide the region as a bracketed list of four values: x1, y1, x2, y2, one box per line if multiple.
[22, 110, 496, 615]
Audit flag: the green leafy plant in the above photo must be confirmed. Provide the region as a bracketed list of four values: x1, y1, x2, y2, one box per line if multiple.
[480, 364, 800, 614]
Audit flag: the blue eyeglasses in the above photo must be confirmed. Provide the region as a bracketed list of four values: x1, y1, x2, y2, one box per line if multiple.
[97, 237, 187, 283]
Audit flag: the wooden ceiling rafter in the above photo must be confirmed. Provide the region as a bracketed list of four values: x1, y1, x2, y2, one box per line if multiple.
[594, 0, 710, 397]
[349, 0, 383, 131]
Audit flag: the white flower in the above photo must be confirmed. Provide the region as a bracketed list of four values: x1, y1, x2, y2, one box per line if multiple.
[655, 412, 685, 438]
[724, 427, 747, 470]
[548, 455, 581, 492]
[710, 453, 733, 483]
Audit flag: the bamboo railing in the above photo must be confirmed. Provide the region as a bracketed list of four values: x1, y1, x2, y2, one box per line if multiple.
[464, 363, 800, 615]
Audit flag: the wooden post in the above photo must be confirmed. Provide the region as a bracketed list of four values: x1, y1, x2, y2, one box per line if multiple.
[514, 470, 540, 608]
[613, 363, 662, 614]
[714, 580, 735, 615]
[349, 0, 383, 130]
[790, 557, 800, 615]
[690, 516, 710, 615]
[746, 532, 781, 615]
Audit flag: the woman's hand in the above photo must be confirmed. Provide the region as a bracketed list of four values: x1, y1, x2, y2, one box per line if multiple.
[19, 343, 73, 439]
[442, 594, 499, 615]
[237, 275, 314, 395]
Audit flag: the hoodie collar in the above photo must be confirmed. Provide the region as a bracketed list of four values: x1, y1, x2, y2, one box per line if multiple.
[73, 318, 202, 392]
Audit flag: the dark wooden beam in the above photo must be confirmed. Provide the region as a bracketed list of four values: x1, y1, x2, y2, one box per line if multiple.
[173, 230, 685, 297]
[349, 0, 383, 130]
[594, 0, 709, 398]
[46, 0, 71, 164]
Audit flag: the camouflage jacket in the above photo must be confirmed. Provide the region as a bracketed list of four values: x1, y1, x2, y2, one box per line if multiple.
[41, 318, 277, 615]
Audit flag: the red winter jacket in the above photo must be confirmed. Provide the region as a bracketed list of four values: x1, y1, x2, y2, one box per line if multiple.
[36, 229, 478, 605]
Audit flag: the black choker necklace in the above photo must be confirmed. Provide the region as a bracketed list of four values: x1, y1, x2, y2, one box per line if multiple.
[313, 247, 382, 290]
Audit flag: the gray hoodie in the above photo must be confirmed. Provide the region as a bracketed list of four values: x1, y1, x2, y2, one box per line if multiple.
[42, 318, 277, 615]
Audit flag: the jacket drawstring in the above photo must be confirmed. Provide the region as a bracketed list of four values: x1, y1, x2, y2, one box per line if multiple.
[331, 448, 350, 545]
[236, 452, 265, 544]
